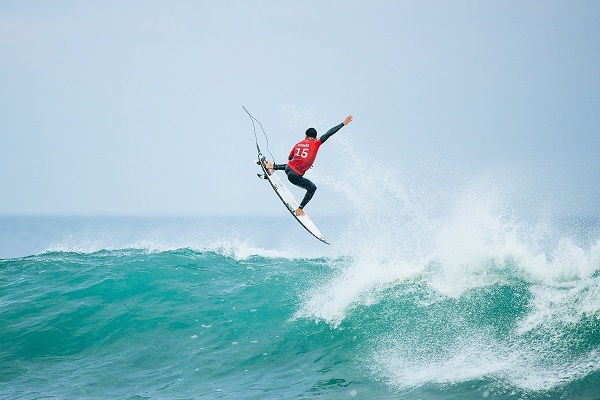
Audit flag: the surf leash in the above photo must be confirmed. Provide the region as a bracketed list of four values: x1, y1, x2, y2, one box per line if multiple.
[242, 106, 276, 164]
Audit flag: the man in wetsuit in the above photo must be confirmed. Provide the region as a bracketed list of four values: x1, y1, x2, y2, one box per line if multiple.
[265, 115, 353, 216]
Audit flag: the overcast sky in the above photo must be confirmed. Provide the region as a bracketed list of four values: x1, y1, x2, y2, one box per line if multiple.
[1, 1, 599, 218]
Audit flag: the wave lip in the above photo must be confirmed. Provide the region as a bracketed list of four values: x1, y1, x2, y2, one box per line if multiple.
[41, 238, 303, 261]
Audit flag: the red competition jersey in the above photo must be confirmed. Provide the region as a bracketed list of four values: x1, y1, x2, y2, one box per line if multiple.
[287, 138, 323, 176]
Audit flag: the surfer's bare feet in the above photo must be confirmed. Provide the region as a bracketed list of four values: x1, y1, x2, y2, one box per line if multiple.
[294, 208, 305, 216]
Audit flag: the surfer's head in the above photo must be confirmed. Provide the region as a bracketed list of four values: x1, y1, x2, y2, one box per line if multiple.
[305, 128, 317, 138]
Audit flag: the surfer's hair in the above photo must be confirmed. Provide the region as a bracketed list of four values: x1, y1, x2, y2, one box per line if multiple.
[305, 128, 317, 138]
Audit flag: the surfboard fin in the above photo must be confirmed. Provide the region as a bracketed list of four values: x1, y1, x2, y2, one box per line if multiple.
[257, 173, 268, 180]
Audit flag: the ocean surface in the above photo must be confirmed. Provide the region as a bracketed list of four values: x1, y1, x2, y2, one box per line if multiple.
[1, 211, 599, 399]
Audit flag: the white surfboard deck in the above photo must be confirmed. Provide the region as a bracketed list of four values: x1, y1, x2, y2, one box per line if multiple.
[256, 147, 329, 245]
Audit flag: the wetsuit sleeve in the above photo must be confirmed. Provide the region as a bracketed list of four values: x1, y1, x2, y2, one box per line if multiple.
[273, 164, 286, 170]
[319, 122, 344, 144]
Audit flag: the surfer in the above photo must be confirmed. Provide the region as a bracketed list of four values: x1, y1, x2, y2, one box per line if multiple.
[265, 115, 353, 216]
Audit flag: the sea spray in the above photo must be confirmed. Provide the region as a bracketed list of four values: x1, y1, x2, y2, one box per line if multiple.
[295, 141, 600, 396]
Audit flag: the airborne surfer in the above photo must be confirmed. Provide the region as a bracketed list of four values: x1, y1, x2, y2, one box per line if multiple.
[265, 115, 353, 216]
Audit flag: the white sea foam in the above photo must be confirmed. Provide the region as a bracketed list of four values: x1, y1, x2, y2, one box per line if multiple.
[299, 141, 600, 325]
[294, 258, 422, 327]
[297, 203, 599, 327]
[517, 273, 600, 334]
[372, 328, 600, 392]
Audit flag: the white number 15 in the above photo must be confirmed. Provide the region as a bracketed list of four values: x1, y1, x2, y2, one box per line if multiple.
[295, 148, 309, 158]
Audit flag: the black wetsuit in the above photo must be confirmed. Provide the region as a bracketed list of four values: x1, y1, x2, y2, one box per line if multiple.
[272, 123, 344, 209]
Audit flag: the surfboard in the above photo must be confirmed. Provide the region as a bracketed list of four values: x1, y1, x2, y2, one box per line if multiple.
[256, 145, 330, 245]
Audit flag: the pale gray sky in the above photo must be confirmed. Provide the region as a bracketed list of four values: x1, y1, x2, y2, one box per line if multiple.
[1, 1, 599, 217]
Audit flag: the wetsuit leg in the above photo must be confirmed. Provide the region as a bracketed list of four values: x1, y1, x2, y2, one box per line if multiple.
[285, 167, 317, 209]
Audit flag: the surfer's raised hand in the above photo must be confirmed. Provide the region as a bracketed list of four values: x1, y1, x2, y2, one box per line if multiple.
[343, 115, 353, 125]
[265, 161, 274, 170]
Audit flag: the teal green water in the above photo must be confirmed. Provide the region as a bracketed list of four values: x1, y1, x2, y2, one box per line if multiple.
[1, 219, 600, 400]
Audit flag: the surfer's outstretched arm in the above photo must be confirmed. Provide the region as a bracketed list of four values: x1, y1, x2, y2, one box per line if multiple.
[319, 115, 353, 143]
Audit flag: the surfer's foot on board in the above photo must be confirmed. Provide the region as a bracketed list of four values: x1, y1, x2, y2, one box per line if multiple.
[294, 208, 305, 216]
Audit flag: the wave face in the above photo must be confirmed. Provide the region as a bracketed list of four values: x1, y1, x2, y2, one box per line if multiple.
[1, 224, 599, 399]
